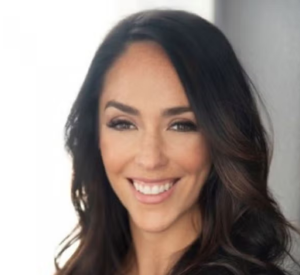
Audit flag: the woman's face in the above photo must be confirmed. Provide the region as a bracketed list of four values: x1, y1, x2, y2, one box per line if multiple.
[98, 42, 212, 233]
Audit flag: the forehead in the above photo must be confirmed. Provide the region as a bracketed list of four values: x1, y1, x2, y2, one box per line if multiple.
[100, 41, 189, 109]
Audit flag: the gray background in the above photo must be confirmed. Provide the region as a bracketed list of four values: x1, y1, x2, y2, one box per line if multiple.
[215, 0, 300, 265]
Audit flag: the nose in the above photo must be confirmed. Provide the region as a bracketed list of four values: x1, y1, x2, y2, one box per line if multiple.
[134, 131, 168, 170]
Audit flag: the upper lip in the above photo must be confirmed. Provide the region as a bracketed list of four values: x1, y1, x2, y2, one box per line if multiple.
[128, 177, 180, 184]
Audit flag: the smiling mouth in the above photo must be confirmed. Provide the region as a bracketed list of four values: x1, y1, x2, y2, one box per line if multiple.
[128, 178, 180, 195]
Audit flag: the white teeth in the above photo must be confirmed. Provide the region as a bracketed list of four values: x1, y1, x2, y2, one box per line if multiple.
[151, 185, 159, 194]
[132, 180, 175, 195]
[144, 186, 151, 194]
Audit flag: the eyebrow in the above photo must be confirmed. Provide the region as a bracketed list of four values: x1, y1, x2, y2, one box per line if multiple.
[104, 100, 193, 117]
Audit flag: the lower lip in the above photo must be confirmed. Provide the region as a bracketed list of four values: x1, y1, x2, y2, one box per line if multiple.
[128, 179, 179, 204]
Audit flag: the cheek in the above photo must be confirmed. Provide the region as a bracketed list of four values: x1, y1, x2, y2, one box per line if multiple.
[99, 132, 125, 175]
[99, 128, 133, 168]
[174, 136, 211, 207]
[171, 134, 211, 173]
[173, 135, 211, 204]
[99, 134, 128, 199]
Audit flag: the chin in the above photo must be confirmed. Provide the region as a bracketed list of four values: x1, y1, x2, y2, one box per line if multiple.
[129, 211, 176, 233]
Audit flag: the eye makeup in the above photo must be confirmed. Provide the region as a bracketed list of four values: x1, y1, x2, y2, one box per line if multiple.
[106, 119, 198, 132]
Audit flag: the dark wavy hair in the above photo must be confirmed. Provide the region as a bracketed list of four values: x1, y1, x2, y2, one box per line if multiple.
[54, 9, 300, 275]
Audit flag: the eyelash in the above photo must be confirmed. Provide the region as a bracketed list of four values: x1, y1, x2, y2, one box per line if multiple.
[106, 119, 198, 132]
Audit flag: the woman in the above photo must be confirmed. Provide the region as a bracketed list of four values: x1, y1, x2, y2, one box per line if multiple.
[54, 9, 300, 275]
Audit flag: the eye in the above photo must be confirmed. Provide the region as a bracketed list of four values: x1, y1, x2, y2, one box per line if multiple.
[170, 121, 198, 132]
[106, 119, 198, 132]
[106, 119, 136, 131]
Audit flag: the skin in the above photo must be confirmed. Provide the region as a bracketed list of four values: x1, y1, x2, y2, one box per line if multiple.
[98, 41, 212, 275]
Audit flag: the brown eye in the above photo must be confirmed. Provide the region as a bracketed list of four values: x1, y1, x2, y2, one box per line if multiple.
[107, 119, 136, 131]
[170, 121, 198, 132]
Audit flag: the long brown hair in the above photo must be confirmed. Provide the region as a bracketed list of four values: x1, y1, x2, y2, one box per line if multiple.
[54, 9, 300, 275]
